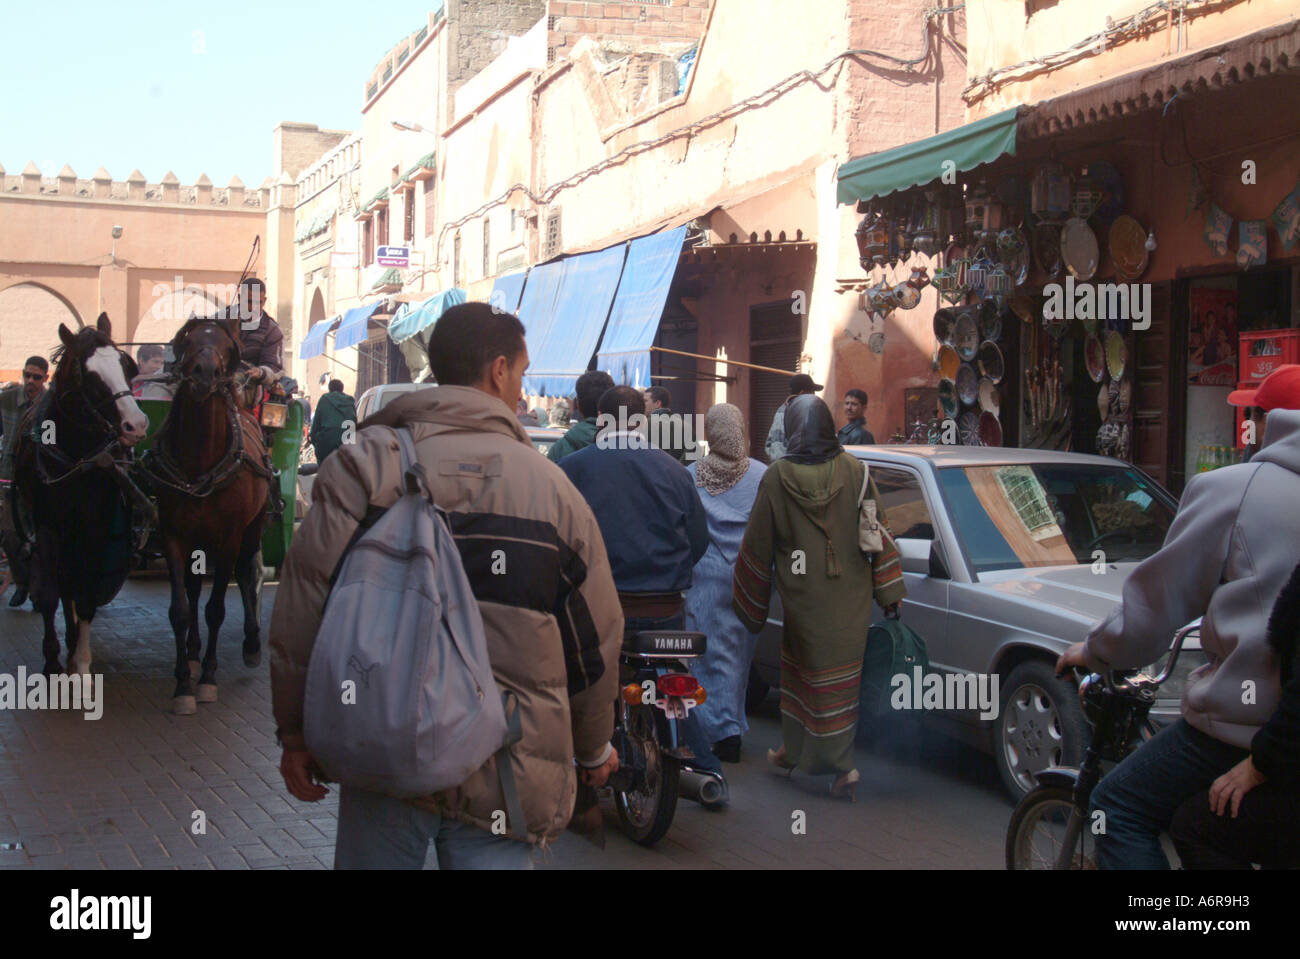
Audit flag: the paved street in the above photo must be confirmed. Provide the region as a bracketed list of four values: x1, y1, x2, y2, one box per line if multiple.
[0, 578, 1011, 870]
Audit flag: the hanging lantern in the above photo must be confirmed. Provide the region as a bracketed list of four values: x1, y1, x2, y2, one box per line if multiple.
[913, 190, 941, 257]
[931, 264, 961, 305]
[1072, 167, 1106, 219]
[855, 211, 889, 271]
[985, 263, 1013, 300]
[952, 253, 973, 293]
[967, 254, 995, 298]
[1031, 162, 1072, 223]
[964, 182, 989, 243]
[894, 275, 921, 311]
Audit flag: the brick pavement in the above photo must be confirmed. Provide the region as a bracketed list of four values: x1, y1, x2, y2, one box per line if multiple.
[0, 578, 1010, 870]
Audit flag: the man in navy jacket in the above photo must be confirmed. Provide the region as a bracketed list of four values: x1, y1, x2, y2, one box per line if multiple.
[560, 385, 725, 790]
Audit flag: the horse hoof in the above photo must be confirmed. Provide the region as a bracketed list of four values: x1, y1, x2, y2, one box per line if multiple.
[196, 684, 218, 703]
[188, 660, 201, 681]
[173, 695, 197, 715]
[243, 648, 261, 668]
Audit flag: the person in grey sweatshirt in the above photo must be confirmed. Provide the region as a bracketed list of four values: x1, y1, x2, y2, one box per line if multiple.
[1057, 363, 1300, 869]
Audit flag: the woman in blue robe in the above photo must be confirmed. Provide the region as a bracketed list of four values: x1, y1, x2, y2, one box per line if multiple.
[686, 403, 767, 763]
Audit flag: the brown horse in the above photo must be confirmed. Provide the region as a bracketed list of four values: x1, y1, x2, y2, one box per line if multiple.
[146, 312, 271, 714]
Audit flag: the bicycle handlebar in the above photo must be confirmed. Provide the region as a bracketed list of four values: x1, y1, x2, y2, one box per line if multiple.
[1100, 618, 1201, 692]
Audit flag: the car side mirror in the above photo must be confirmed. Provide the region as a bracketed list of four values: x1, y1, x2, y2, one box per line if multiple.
[928, 539, 950, 579]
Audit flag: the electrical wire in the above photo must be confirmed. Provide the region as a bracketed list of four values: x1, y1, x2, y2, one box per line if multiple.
[432, 6, 964, 266]
[964, 0, 1246, 104]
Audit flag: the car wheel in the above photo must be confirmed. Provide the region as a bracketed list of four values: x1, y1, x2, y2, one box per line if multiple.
[995, 660, 1086, 801]
[744, 665, 769, 713]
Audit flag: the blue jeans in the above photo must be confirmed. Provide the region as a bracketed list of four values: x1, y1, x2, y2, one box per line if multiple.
[334, 785, 535, 870]
[624, 612, 724, 776]
[1089, 719, 1248, 869]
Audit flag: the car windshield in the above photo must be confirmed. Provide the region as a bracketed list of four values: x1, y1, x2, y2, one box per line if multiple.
[937, 463, 1176, 572]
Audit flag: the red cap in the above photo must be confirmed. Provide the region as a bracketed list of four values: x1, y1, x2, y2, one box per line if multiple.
[1227, 364, 1300, 410]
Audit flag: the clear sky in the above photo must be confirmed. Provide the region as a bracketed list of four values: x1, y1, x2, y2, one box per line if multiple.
[0, 1, 441, 187]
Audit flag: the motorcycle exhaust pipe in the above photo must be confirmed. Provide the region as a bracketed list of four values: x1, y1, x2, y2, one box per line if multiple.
[679, 768, 727, 807]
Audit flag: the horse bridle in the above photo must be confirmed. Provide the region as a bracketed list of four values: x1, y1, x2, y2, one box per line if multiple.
[55, 346, 137, 442]
[175, 318, 242, 398]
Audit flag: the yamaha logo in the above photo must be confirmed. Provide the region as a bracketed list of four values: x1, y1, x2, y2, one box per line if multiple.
[653, 637, 691, 650]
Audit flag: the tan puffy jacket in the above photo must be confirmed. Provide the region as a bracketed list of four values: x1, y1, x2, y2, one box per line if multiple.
[269, 385, 624, 845]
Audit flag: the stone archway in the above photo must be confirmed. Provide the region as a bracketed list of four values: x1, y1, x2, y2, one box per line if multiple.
[133, 285, 223, 346]
[0, 283, 83, 378]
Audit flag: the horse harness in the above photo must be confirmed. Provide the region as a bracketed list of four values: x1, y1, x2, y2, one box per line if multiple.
[25, 381, 159, 524]
[140, 389, 275, 500]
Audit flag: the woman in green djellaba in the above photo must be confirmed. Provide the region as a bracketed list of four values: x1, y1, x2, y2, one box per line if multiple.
[732, 394, 905, 800]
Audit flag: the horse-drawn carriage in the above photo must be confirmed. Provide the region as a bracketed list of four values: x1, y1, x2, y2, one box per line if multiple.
[11, 310, 311, 713]
[122, 340, 306, 574]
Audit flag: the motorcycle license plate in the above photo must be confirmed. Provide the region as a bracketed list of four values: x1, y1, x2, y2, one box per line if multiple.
[655, 696, 696, 719]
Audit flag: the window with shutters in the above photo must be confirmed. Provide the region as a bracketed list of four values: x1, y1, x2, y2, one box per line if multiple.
[424, 181, 436, 237]
[403, 193, 414, 244]
[375, 207, 388, 249]
[482, 218, 491, 278]
[544, 210, 561, 260]
[362, 220, 373, 266]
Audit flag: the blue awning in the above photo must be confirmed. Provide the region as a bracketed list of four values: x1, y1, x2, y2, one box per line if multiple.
[596, 226, 687, 388]
[335, 300, 383, 350]
[521, 246, 628, 397]
[489, 271, 528, 315]
[299, 316, 340, 360]
[387, 288, 467, 344]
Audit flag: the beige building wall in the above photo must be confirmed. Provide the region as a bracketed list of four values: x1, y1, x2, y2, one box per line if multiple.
[0, 166, 264, 377]
[965, 0, 1299, 119]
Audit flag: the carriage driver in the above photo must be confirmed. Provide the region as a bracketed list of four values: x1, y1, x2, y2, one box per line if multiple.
[234, 277, 284, 397]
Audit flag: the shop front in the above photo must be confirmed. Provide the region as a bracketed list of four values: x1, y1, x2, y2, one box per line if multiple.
[835, 20, 1300, 495]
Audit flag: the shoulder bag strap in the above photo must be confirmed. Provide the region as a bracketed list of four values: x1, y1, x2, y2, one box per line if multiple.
[856, 457, 870, 508]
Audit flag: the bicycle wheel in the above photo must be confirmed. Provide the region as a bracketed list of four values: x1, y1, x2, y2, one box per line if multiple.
[1006, 785, 1096, 870]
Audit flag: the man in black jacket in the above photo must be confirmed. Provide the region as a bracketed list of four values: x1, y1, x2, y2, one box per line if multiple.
[837, 389, 875, 446]
[1169, 561, 1300, 868]
[644, 385, 696, 464]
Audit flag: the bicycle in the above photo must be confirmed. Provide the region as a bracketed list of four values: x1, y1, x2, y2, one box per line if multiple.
[1005, 620, 1199, 870]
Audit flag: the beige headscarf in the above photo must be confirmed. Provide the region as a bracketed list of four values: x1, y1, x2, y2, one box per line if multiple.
[695, 403, 751, 495]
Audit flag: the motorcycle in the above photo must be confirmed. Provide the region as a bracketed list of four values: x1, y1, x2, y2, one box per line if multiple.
[606, 627, 723, 846]
[1005, 620, 1199, 869]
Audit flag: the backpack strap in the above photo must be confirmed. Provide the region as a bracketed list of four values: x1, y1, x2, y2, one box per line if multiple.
[494, 690, 529, 841]
[395, 426, 430, 497]
[398, 425, 527, 840]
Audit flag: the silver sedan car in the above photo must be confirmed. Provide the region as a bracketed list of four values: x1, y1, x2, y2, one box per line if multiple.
[750, 445, 1205, 800]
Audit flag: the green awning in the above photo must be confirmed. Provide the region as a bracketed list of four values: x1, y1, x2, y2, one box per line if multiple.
[365, 187, 389, 212]
[402, 152, 435, 182]
[370, 268, 403, 291]
[836, 108, 1019, 205]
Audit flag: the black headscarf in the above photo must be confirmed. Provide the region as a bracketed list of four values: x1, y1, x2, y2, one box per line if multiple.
[783, 394, 842, 465]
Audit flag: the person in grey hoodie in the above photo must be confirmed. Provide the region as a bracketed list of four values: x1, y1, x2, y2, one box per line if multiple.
[1057, 363, 1300, 869]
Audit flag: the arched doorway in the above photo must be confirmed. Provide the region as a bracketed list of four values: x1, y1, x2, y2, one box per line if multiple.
[0, 283, 83, 379]
[133, 285, 223, 348]
[303, 286, 330, 398]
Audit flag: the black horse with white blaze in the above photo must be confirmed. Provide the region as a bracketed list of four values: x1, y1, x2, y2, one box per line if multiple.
[12, 315, 149, 676]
